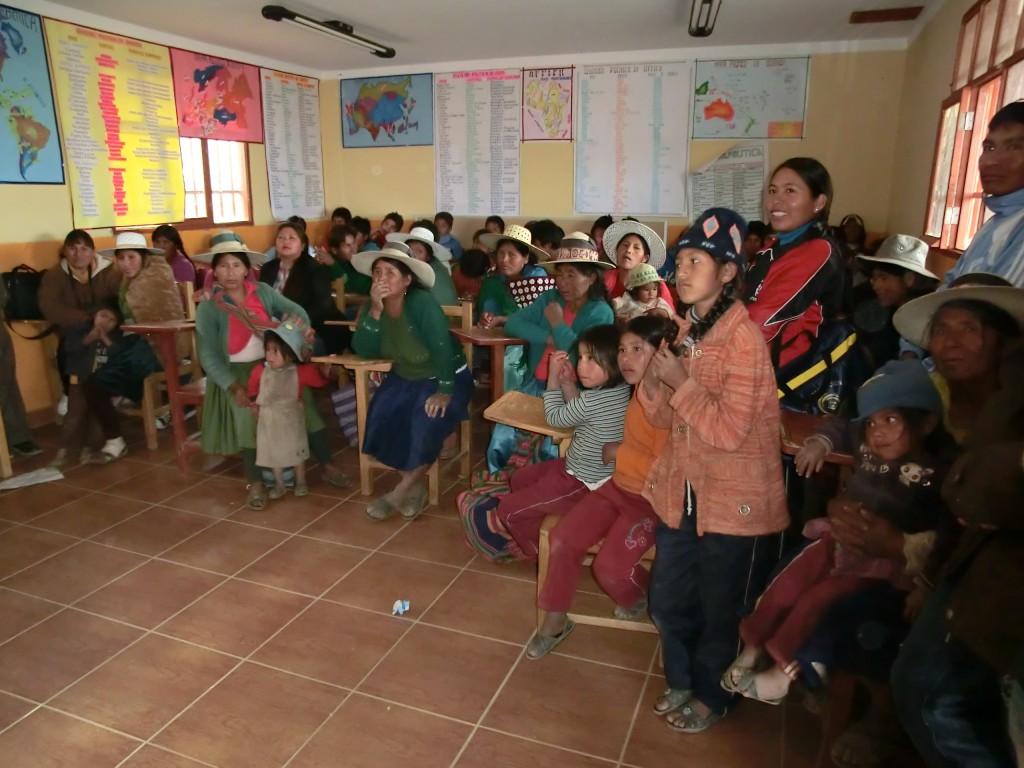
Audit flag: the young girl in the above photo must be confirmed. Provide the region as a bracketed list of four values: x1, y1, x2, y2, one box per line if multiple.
[640, 208, 789, 734]
[725, 360, 954, 706]
[524, 316, 677, 659]
[613, 264, 675, 322]
[246, 320, 328, 499]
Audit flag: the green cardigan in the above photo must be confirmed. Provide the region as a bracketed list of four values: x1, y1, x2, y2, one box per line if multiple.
[504, 289, 614, 378]
[429, 260, 460, 307]
[351, 289, 466, 395]
[196, 283, 309, 392]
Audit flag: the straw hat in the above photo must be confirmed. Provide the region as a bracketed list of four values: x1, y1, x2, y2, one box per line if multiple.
[97, 231, 163, 258]
[893, 273, 1024, 347]
[192, 230, 267, 265]
[624, 263, 664, 291]
[353, 241, 436, 288]
[858, 235, 938, 280]
[603, 220, 667, 270]
[539, 232, 613, 273]
[478, 224, 549, 262]
[386, 226, 453, 263]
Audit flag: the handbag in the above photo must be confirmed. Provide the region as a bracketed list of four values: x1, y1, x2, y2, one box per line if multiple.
[2, 264, 46, 321]
[773, 319, 871, 417]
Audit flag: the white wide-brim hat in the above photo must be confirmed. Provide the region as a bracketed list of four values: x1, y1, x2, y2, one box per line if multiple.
[858, 234, 938, 280]
[353, 242, 436, 288]
[893, 275, 1024, 348]
[478, 224, 549, 262]
[539, 232, 614, 273]
[192, 231, 267, 265]
[387, 226, 453, 263]
[97, 231, 163, 258]
[603, 220, 667, 271]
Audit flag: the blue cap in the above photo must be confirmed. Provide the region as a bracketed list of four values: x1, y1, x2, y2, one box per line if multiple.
[674, 208, 748, 266]
[855, 360, 942, 420]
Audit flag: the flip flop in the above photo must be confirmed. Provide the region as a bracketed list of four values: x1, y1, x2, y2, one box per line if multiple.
[720, 662, 755, 694]
[399, 485, 429, 521]
[322, 468, 354, 488]
[88, 442, 128, 465]
[247, 483, 267, 511]
[728, 667, 785, 706]
[665, 703, 730, 734]
[653, 688, 693, 717]
[525, 619, 575, 660]
[366, 497, 397, 521]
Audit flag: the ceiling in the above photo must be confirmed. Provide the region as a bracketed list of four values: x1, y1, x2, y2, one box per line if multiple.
[39, 0, 945, 76]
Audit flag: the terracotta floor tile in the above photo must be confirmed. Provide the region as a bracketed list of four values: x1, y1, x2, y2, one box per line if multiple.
[0, 526, 78, 580]
[300, 500, 405, 549]
[324, 552, 460, 616]
[237, 537, 367, 596]
[302, 465, 362, 499]
[76, 559, 224, 628]
[0, 483, 91, 524]
[119, 746, 211, 767]
[0, 587, 63, 643]
[0, 707, 140, 767]
[457, 728, 614, 767]
[90, 506, 216, 556]
[0, 691, 35, 731]
[159, 579, 310, 656]
[466, 553, 539, 583]
[253, 601, 408, 688]
[162, 476, 249, 519]
[359, 623, 519, 722]
[289, 692, 471, 768]
[2, 541, 146, 603]
[379, 514, 476, 567]
[422, 569, 537, 643]
[58, 458, 153, 492]
[28, 493, 150, 539]
[160, 520, 288, 575]
[154, 661, 343, 768]
[0, 608, 142, 701]
[780, 695, 823, 768]
[484, 653, 645, 759]
[104, 466, 203, 504]
[51, 633, 237, 739]
[227, 491, 338, 533]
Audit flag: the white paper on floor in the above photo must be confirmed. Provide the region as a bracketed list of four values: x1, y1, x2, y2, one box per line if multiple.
[0, 467, 64, 490]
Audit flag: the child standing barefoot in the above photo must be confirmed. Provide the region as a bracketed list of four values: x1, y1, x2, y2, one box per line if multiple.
[246, 321, 327, 499]
[640, 209, 789, 733]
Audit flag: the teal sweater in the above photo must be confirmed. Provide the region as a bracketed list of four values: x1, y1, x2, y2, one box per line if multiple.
[352, 289, 466, 395]
[196, 283, 309, 392]
[429, 260, 460, 307]
[504, 289, 614, 378]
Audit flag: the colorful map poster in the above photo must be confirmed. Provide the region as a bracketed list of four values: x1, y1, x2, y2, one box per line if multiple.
[0, 4, 63, 184]
[261, 69, 324, 220]
[522, 67, 572, 141]
[693, 57, 809, 139]
[170, 48, 262, 142]
[45, 19, 184, 227]
[341, 73, 432, 148]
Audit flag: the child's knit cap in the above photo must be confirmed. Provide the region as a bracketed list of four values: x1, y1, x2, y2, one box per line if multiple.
[674, 208, 748, 266]
[625, 263, 663, 291]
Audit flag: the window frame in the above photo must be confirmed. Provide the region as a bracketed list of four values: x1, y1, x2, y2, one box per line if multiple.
[175, 137, 254, 232]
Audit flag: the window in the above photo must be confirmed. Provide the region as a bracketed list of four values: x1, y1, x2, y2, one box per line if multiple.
[925, 0, 1024, 250]
[178, 137, 252, 228]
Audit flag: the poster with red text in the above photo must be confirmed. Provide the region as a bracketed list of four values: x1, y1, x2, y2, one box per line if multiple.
[171, 48, 262, 142]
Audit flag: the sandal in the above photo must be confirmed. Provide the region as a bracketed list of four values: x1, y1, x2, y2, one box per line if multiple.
[322, 467, 354, 488]
[366, 497, 397, 521]
[665, 702, 729, 734]
[653, 688, 693, 717]
[613, 596, 648, 621]
[525, 618, 575, 660]
[294, 482, 309, 497]
[399, 485, 429, 521]
[727, 667, 785, 706]
[88, 440, 128, 465]
[247, 483, 268, 511]
[720, 661, 755, 694]
[267, 485, 288, 500]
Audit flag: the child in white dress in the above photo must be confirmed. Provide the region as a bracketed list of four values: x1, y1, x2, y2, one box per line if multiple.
[613, 263, 676, 322]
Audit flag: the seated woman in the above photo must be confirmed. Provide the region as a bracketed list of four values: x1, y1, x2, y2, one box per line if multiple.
[386, 225, 460, 307]
[602, 219, 675, 305]
[152, 223, 198, 288]
[195, 234, 353, 510]
[350, 242, 474, 521]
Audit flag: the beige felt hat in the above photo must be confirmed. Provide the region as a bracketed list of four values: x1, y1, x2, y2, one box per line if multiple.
[192, 230, 267, 265]
[386, 226, 453, 263]
[603, 220, 667, 270]
[478, 224, 549, 262]
[96, 231, 164, 258]
[353, 241, 436, 288]
[539, 232, 614, 273]
[858, 234, 938, 280]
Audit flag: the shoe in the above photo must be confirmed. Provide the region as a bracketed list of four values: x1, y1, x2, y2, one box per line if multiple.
[56, 395, 69, 417]
[267, 484, 288, 500]
[366, 497, 397, 521]
[399, 485, 429, 521]
[89, 437, 127, 465]
[49, 449, 69, 470]
[653, 688, 693, 717]
[525, 619, 575, 660]
[665, 703, 730, 733]
[322, 467, 354, 488]
[247, 483, 267, 511]
[154, 412, 172, 430]
[613, 595, 648, 621]
[725, 667, 785, 706]
[11, 440, 43, 457]
[293, 482, 309, 497]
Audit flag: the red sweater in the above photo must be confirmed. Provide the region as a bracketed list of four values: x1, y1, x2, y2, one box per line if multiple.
[247, 362, 327, 400]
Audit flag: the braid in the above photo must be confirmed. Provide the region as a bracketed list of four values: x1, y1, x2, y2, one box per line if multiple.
[688, 282, 738, 342]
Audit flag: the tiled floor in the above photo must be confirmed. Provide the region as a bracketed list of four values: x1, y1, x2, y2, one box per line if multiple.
[0, 401, 823, 767]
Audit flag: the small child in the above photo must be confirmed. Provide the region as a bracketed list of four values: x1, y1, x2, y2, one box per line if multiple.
[246, 321, 328, 499]
[723, 360, 954, 706]
[452, 247, 490, 301]
[433, 211, 463, 260]
[472, 228, 492, 254]
[613, 263, 676, 322]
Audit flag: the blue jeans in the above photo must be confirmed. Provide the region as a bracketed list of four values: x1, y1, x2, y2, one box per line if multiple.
[891, 582, 1015, 768]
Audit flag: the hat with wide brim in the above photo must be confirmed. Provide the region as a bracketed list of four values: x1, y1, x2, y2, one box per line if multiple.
[858, 234, 938, 280]
[893, 281, 1024, 348]
[478, 224, 549, 262]
[264, 317, 311, 361]
[539, 232, 614, 273]
[603, 220, 666, 270]
[353, 242, 436, 288]
[97, 231, 163, 258]
[386, 227, 452, 263]
[192, 231, 268, 265]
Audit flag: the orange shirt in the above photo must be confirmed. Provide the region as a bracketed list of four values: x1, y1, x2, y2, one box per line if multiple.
[613, 393, 670, 496]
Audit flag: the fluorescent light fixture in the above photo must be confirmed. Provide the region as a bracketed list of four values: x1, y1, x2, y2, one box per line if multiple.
[261, 5, 396, 58]
[688, 0, 722, 37]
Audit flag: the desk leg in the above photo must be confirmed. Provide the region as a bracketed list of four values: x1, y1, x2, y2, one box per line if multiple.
[352, 369, 373, 496]
[151, 335, 188, 474]
[491, 342, 506, 402]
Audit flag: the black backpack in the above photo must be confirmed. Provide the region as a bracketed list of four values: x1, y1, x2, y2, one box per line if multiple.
[2, 264, 46, 321]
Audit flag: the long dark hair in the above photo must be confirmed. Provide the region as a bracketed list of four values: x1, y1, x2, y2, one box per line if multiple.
[576, 324, 624, 388]
[625, 314, 678, 352]
[772, 157, 833, 222]
[153, 224, 189, 257]
[276, 222, 314, 303]
[687, 264, 743, 343]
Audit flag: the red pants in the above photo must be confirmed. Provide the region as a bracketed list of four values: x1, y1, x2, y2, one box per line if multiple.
[539, 480, 657, 613]
[739, 534, 873, 668]
[496, 459, 590, 560]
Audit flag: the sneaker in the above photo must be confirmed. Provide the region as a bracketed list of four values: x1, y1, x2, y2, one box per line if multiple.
[11, 440, 43, 457]
[56, 394, 69, 417]
[155, 412, 172, 430]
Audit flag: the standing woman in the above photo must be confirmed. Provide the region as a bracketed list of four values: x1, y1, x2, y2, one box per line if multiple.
[152, 224, 198, 288]
[350, 243, 474, 521]
[386, 225, 460, 307]
[602, 220, 676, 306]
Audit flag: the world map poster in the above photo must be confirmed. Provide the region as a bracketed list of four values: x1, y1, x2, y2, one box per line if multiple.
[170, 48, 263, 142]
[340, 73, 432, 148]
[0, 4, 63, 184]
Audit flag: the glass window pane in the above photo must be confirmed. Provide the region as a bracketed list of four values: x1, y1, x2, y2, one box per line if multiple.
[956, 14, 979, 88]
[956, 79, 1002, 250]
[1006, 60, 1024, 104]
[926, 103, 961, 238]
[998, 0, 1024, 62]
[179, 137, 206, 220]
[207, 140, 249, 224]
[974, 1, 998, 78]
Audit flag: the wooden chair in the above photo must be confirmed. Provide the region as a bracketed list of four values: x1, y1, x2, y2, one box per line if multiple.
[0, 406, 12, 479]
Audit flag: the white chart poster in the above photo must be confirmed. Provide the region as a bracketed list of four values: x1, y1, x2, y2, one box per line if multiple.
[689, 142, 767, 223]
[261, 68, 325, 220]
[693, 58, 809, 139]
[575, 62, 691, 216]
[434, 68, 521, 216]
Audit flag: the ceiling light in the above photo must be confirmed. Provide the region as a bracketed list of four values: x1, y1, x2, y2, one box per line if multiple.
[688, 0, 722, 37]
[261, 5, 395, 58]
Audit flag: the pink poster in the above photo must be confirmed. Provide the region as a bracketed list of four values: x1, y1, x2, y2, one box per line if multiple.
[170, 48, 263, 142]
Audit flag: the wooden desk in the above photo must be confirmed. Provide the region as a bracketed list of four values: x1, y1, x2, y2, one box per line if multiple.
[483, 390, 573, 456]
[450, 326, 525, 401]
[779, 410, 854, 467]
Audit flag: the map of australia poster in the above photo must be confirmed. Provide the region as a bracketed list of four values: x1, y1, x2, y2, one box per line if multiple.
[171, 48, 263, 143]
[341, 73, 432, 148]
[0, 3, 64, 184]
[693, 57, 809, 140]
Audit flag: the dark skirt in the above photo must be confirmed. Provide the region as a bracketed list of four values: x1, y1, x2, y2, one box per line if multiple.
[363, 367, 474, 472]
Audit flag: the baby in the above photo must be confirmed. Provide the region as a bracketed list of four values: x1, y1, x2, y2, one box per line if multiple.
[613, 264, 675, 322]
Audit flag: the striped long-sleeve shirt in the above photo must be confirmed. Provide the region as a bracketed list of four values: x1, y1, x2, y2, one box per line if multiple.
[543, 383, 632, 487]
